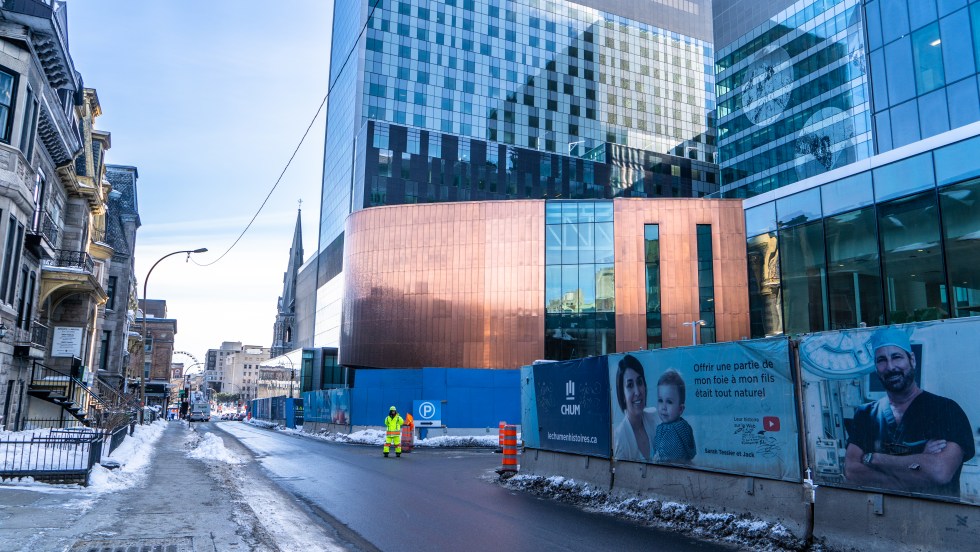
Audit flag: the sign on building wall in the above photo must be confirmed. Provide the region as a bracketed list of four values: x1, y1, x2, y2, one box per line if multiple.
[533, 356, 611, 457]
[607, 338, 800, 481]
[800, 319, 980, 505]
[51, 327, 83, 358]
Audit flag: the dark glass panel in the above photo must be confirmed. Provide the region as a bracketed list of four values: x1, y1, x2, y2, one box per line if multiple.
[696, 225, 716, 344]
[939, 178, 980, 317]
[646, 313, 662, 349]
[779, 221, 828, 334]
[878, 191, 948, 322]
[826, 207, 885, 329]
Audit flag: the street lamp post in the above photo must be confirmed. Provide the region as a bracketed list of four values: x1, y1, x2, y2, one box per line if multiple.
[682, 320, 706, 347]
[140, 248, 207, 423]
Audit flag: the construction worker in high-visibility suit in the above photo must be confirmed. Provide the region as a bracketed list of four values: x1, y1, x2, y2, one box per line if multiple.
[383, 405, 404, 457]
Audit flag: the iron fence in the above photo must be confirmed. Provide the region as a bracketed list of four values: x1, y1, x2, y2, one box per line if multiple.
[107, 424, 128, 455]
[0, 430, 103, 485]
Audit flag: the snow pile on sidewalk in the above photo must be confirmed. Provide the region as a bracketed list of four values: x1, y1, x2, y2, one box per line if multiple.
[87, 420, 167, 493]
[502, 474, 819, 551]
[186, 431, 245, 464]
[301, 427, 499, 448]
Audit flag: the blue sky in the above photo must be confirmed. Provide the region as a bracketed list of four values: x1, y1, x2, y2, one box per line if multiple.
[67, 1, 334, 364]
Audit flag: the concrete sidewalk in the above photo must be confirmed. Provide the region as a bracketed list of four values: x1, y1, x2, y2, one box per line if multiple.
[0, 421, 279, 551]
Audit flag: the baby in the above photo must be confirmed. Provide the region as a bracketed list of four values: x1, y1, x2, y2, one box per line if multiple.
[653, 369, 696, 463]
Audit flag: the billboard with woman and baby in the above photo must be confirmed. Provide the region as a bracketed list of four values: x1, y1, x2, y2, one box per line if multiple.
[523, 338, 801, 482]
[607, 338, 800, 481]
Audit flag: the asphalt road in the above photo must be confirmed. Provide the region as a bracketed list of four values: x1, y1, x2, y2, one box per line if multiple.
[213, 422, 736, 552]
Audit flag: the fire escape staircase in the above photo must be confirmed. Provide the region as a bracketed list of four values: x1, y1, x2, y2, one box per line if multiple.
[26, 361, 131, 427]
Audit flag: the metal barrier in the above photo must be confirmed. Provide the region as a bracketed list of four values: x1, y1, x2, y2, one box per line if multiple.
[107, 424, 128, 455]
[0, 430, 104, 485]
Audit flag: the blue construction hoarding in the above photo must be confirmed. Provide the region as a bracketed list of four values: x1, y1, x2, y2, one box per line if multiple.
[350, 368, 520, 428]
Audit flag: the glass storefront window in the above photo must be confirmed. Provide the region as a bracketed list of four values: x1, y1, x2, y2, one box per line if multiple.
[878, 191, 948, 322]
[873, 152, 935, 201]
[779, 221, 829, 335]
[826, 207, 885, 329]
[939, 178, 980, 317]
[747, 233, 782, 338]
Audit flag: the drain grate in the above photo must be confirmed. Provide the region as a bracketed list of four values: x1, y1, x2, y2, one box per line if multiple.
[69, 536, 197, 552]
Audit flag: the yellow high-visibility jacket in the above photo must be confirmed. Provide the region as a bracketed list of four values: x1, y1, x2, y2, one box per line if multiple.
[384, 414, 404, 431]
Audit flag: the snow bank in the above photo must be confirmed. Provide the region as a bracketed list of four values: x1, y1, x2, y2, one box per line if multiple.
[298, 427, 499, 448]
[502, 474, 813, 551]
[186, 431, 245, 464]
[87, 420, 167, 493]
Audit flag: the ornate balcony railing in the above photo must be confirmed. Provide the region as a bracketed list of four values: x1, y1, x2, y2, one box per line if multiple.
[29, 211, 59, 246]
[41, 249, 94, 273]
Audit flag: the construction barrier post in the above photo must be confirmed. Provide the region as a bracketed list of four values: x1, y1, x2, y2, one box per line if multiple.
[499, 424, 518, 476]
[496, 421, 505, 453]
[401, 424, 414, 453]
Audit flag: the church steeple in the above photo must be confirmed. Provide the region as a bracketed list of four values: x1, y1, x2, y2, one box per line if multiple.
[272, 204, 303, 357]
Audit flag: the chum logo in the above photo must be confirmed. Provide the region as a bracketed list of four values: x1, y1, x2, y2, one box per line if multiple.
[562, 380, 580, 415]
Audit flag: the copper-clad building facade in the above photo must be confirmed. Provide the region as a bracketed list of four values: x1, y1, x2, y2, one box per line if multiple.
[341, 199, 748, 369]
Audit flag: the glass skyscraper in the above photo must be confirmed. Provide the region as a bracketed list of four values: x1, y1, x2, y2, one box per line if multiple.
[315, 0, 718, 348]
[715, 0, 980, 337]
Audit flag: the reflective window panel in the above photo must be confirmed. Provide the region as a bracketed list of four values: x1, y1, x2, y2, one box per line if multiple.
[877, 191, 948, 322]
[939, 178, 980, 317]
[825, 207, 885, 328]
[779, 221, 829, 335]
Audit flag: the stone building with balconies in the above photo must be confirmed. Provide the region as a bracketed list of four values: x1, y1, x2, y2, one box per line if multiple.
[0, 1, 133, 430]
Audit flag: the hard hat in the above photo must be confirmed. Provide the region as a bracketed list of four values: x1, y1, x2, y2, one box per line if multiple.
[389, 406, 397, 411]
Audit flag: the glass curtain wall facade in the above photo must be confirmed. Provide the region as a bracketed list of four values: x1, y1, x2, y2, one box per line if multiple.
[715, 0, 872, 197]
[545, 200, 615, 360]
[321, 0, 717, 252]
[866, 0, 980, 151]
[743, 133, 980, 337]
